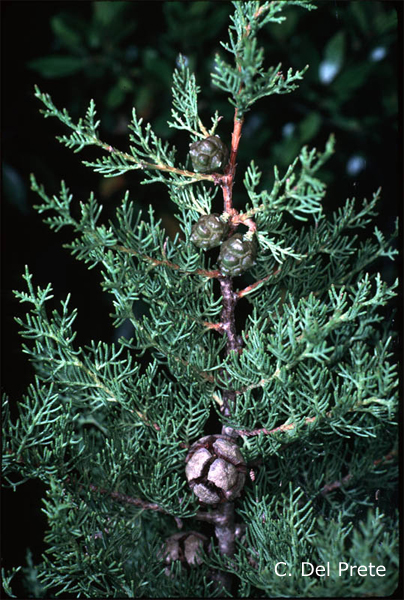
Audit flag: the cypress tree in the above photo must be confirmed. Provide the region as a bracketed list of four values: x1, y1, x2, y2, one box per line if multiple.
[2, 1, 399, 597]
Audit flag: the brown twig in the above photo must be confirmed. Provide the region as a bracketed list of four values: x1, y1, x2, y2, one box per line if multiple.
[214, 112, 244, 213]
[112, 244, 221, 279]
[196, 504, 236, 594]
[219, 278, 239, 353]
[203, 321, 225, 332]
[87, 484, 170, 513]
[236, 266, 282, 298]
[230, 213, 258, 234]
[218, 277, 240, 419]
[320, 449, 398, 496]
[235, 416, 318, 438]
[97, 138, 215, 182]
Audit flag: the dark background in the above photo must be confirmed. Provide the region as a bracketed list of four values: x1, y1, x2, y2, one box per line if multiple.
[1, 1, 401, 596]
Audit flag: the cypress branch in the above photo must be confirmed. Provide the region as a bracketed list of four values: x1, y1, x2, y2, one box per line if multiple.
[3, 1, 398, 597]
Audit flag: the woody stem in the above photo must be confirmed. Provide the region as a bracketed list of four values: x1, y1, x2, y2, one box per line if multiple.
[218, 112, 245, 421]
[219, 277, 239, 419]
[210, 114, 244, 595]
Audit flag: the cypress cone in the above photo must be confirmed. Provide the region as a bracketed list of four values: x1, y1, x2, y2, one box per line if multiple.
[185, 435, 246, 505]
[218, 233, 257, 276]
[191, 214, 229, 249]
[189, 135, 229, 173]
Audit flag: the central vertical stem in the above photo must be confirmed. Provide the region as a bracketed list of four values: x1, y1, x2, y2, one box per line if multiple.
[219, 276, 239, 420]
[219, 277, 238, 353]
[214, 265, 239, 596]
[214, 501, 236, 556]
[211, 502, 236, 594]
[210, 112, 245, 594]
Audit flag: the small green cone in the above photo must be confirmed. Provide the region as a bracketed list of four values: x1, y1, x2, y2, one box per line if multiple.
[189, 135, 229, 174]
[190, 214, 229, 249]
[218, 233, 257, 276]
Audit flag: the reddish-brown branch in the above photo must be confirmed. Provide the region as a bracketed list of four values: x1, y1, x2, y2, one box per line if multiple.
[98, 139, 214, 181]
[215, 110, 244, 215]
[235, 416, 317, 438]
[320, 449, 397, 495]
[229, 213, 257, 235]
[68, 477, 183, 514]
[209, 111, 247, 427]
[218, 277, 240, 420]
[76, 445, 396, 523]
[87, 484, 170, 513]
[236, 266, 282, 298]
[373, 450, 397, 466]
[244, 4, 267, 38]
[229, 112, 244, 174]
[203, 321, 225, 332]
[112, 244, 221, 278]
[234, 427, 397, 495]
[219, 278, 239, 353]
[320, 473, 353, 495]
[204, 42, 255, 586]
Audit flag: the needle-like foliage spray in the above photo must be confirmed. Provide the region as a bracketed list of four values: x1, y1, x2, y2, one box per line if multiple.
[2, 2, 398, 597]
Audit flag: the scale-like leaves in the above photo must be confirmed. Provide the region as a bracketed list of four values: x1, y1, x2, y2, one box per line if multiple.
[4, 1, 398, 597]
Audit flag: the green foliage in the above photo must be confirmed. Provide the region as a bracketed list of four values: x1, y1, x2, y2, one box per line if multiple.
[169, 54, 222, 140]
[211, 498, 399, 597]
[21, 0, 398, 183]
[3, 1, 398, 597]
[244, 134, 335, 227]
[33, 84, 207, 185]
[212, 1, 315, 117]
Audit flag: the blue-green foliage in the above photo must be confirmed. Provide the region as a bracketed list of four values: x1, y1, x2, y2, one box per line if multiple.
[2, 1, 398, 597]
[211, 1, 315, 116]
